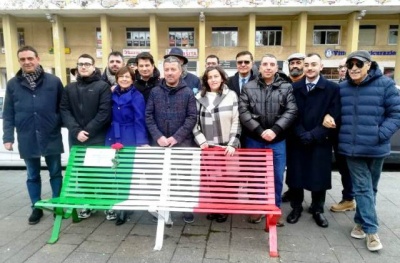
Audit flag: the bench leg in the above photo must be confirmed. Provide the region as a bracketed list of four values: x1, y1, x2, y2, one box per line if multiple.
[153, 211, 171, 251]
[48, 214, 63, 244]
[71, 208, 81, 223]
[266, 215, 279, 257]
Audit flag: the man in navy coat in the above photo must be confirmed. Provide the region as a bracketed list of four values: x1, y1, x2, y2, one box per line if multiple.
[3, 46, 64, 225]
[286, 53, 341, 228]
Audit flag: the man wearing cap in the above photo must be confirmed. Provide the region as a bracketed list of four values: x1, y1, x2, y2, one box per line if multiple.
[326, 50, 400, 251]
[281, 52, 306, 203]
[127, 57, 137, 73]
[287, 53, 306, 83]
[164, 47, 201, 94]
[134, 52, 161, 102]
[227, 51, 258, 98]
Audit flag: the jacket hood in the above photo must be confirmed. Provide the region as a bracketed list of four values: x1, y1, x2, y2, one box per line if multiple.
[159, 78, 188, 94]
[77, 68, 102, 84]
[345, 61, 383, 86]
[134, 66, 161, 84]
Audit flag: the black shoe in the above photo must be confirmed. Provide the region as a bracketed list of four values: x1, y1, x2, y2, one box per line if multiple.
[282, 190, 291, 202]
[215, 214, 228, 223]
[286, 208, 303, 224]
[313, 212, 328, 228]
[28, 208, 43, 225]
[206, 213, 217, 220]
[115, 211, 127, 226]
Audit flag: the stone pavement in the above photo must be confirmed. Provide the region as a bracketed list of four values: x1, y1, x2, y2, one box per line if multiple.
[0, 169, 400, 263]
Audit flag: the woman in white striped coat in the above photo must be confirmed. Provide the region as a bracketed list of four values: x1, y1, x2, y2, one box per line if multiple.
[192, 66, 241, 223]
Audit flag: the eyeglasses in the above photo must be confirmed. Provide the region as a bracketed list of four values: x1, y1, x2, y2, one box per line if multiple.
[346, 60, 364, 69]
[77, 63, 93, 68]
[237, 60, 251, 65]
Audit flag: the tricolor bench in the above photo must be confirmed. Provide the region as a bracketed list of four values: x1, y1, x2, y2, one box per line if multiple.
[35, 146, 281, 257]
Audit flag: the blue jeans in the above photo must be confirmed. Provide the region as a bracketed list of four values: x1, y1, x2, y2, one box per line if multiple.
[346, 156, 384, 234]
[24, 154, 63, 207]
[245, 137, 286, 208]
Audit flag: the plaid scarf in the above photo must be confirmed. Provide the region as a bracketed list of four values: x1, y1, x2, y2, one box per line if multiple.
[22, 66, 43, 91]
[105, 67, 117, 86]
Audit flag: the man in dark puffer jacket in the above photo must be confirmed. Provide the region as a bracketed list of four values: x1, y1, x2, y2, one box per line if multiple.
[239, 54, 297, 226]
[327, 50, 400, 252]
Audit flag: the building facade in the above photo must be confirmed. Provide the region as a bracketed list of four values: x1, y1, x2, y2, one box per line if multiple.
[0, 0, 399, 87]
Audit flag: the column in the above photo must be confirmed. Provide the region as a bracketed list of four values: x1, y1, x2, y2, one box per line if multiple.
[52, 15, 66, 85]
[198, 12, 206, 73]
[248, 13, 256, 56]
[346, 12, 360, 54]
[2, 15, 19, 79]
[394, 14, 400, 85]
[296, 12, 307, 54]
[149, 15, 158, 64]
[100, 15, 111, 69]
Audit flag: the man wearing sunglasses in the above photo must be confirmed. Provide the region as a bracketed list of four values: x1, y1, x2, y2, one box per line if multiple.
[227, 51, 258, 97]
[327, 50, 400, 251]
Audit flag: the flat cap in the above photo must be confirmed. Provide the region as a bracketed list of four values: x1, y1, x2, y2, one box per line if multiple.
[127, 57, 136, 65]
[287, 52, 305, 61]
[346, 50, 371, 63]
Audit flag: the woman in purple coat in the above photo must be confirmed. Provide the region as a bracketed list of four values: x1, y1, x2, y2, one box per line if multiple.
[105, 66, 149, 225]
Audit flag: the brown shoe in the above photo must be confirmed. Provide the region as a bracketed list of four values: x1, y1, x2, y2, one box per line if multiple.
[276, 215, 285, 227]
[330, 200, 356, 212]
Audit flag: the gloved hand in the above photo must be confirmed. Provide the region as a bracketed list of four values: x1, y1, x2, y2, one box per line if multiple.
[299, 132, 314, 145]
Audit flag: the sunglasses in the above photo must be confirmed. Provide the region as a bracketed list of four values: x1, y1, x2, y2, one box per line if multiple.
[346, 60, 365, 69]
[237, 60, 251, 65]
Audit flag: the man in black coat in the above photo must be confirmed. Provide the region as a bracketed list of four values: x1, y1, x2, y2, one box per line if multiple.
[60, 53, 111, 219]
[286, 53, 341, 228]
[227, 51, 257, 97]
[3, 46, 64, 225]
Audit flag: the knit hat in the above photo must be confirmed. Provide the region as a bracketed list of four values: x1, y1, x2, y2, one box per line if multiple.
[127, 57, 137, 65]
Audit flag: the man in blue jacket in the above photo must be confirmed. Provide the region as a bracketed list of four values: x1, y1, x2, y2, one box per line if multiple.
[3, 46, 64, 225]
[326, 50, 400, 251]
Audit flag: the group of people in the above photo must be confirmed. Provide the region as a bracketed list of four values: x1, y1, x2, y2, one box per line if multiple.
[3, 44, 400, 252]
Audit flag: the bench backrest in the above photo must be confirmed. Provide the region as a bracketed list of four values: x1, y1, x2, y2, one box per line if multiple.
[62, 146, 275, 212]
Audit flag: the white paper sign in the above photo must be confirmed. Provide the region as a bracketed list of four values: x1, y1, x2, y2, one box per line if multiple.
[83, 148, 116, 167]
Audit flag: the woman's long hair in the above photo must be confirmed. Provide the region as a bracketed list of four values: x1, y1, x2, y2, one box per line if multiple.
[200, 66, 228, 97]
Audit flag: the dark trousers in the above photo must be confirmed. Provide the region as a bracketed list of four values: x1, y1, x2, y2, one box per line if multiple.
[290, 188, 327, 213]
[334, 144, 354, 201]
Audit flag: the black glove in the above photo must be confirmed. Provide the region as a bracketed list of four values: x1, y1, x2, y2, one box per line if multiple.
[299, 132, 314, 145]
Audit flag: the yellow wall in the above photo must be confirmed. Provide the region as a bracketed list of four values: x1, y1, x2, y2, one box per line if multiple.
[0, 14, 398, 74]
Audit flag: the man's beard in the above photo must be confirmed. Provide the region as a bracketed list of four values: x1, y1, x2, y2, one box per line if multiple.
[290, 68, 303, 77]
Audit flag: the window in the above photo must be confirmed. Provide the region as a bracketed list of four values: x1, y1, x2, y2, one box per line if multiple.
[0, 29, 4, 50]
[321, 67, 339, 81]
[212, 27, 238, 47]
[359, 25, 376, 46]
[126, 28, 150, 47]
[0, 28, 25, 49]
[256, 26, 282, 46]
[96, 27, 102, 48]
[169, 28, 194, 47]
[388, 25, 398, 45]
[313, 26, 340, 45]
